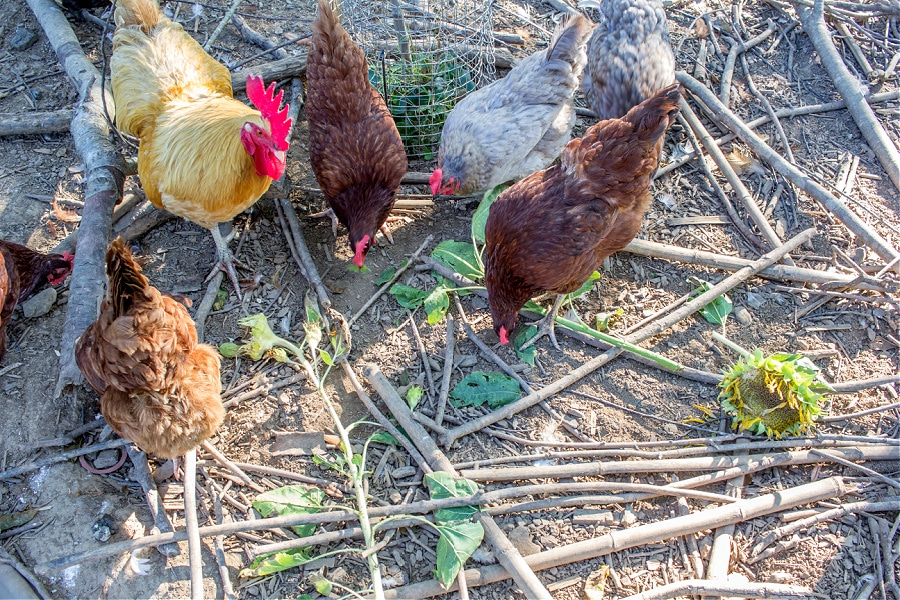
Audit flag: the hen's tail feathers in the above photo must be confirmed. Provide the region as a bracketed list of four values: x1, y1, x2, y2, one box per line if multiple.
[114, 0, 162, 32]
[313, 0, 344, 39]
[545, 13, 593, 68]
[105, 237, 152, 320]
[625, 83, 681, 142]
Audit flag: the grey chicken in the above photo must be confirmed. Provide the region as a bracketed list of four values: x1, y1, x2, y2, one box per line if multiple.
[430, 14, 593, 197]
[580, 0, 675, 120]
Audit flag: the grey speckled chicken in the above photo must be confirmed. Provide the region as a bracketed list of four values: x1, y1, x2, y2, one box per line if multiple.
[581, 0, 675, 120]
[430, 14, 592, 197]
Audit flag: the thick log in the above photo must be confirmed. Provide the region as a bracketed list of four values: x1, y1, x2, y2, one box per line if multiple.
[0, 109, 73, 137]
[25, 0, 125, 398]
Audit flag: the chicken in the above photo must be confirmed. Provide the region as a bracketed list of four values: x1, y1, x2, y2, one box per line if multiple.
[75, 238, 223, 460]
[484, 84, 681, 349]
[0, 241, 73, 361]
[580, 0, 675, 120]
[305, 0, 408, 268]
[110, 0, 292, 297]
[430, 14, 592, 197]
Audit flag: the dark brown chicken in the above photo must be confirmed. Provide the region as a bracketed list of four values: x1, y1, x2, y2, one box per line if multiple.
[580, 0, 675, 120]
[484, 84, 681, 348]
[0, 241, 73, 361]
[75, 238, 223, 459]
[305, 0, 408, 268]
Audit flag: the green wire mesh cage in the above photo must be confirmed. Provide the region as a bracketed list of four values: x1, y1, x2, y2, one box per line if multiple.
[339, 0, 495, 161]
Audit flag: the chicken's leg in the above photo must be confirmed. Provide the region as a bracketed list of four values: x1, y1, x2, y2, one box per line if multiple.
[519, 294, 566, 351]
[308, 207, 340, 238]
[207, 224, 246, 300]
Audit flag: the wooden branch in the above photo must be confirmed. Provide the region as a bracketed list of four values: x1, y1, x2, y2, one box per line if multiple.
[232, 55, 307, 92]
[677, 71, 900, 268]
[183, 449, 204, 600]
[381, 477, 846, 599]
[25, 0, 126, 398]
[797, 0, 900, 191]
[0, 437, 130, 481]
[720, 23, 777, 106]
[619, 580, 815, 600]
[0, 109, 73, 137]
[126, 445, 181, 557]
[276, 198, 332, 309]
[438, 229, 815, 447]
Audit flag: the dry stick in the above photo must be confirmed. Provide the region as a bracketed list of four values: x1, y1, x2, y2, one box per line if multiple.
[203, 0, 243, 51]
[206, 483, 237, 600]
[222, 372, 306, 409]
[194, 272, 224, 344]
[0, 109, 73, 137]
[231, 54, 307, 93]
[349, 234, 433, 326]
[277, 198, 332, 308]
[620, 580, 814, 600]
[0, 437, 130, 481]
[435, 315, 455, 426]
[624, 238, 886, 290]
[227, 461, 349, 493]
[126, 445, 181, 557]
[823, 398, 900, 421]
[740, 53, 794, 163]
[680, 98, 792, 263]
[809, 448, 900, 490]
[457, 444, 898, 482]
[184, 449, 204, 600]
[0, 546, 52, 600]
[359, 363, 554, 600]
[706, 443, 746, 597]
[797, 1, 899, 191]
[250, 517, 424, 559]
[677, 71, 900, 267]
[719, 23, 777, 106]
[26, 0, 126, 398]
[439, 228, 815, 447]
[231, 13, 287, 60]
[382, 477, 846, 599]
[201, 440, 265, 493]
[407, 311, 436, 401]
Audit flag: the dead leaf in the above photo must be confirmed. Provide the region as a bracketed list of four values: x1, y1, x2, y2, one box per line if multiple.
[695, 19, 709, 39]
[52, 197, 81, 223]
[724, 147, 765, 177]
[0, 509, 37, 532]
[584, 565, 610, 599]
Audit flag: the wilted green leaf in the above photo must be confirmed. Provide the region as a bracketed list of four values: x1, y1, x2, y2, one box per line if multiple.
[239, 548, 314, 578]
[424, 285, 450, 325]
[218, 342, 240, 358]
[406, 385, 424, 410]
[252, 485, 325, 537]
[691, 280, 733, 326]
[471, 184, 508, 244]
[213, 289, 227, 311]
[565, 271, 601, 302]
[370, 431, 400, 446]
[450, 371, 521, 409]
[431, 240, 483, 281]
[594, 308, 624, 332]
[389, 284, 429, 309]
[513, 326, 538, 366]
[313, 577, 333, 596]
[425, 472, 481, 523]
[0, 509, 36, 533]
[433, 521, 484, 589]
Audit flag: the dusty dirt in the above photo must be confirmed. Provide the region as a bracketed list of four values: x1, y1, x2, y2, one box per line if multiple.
[0, 0, 898, 599]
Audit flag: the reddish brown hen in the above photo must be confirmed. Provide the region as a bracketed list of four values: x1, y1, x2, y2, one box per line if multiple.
[484, 84, 681, 349]
[0, 241, 73, 361]
[305, 0, 408, 268]
[75, 238, 223, 459]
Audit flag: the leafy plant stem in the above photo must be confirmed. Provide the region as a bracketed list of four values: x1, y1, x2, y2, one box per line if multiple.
[711, 331, 752, 358]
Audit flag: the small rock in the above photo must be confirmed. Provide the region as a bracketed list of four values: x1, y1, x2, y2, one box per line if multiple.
[388, 489, 403, 504]
[21, 287, 56, 318]
[619, 508, 637, 527]
[391, 466, 416, 479]
[456, 355, 477, 368]
[767, 571, 793, 584]
[92, 449, 121, 469]
[10, 27, 38, 51]
[745, 291, 766, 309]
[92, 514, 116, 542]
[734, 306, 752, 325]
[508, 525, 540, 556]
[572, 509, 616, 526]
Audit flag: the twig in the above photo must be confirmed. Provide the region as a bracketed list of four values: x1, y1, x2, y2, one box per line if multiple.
[407, 311, 436, 401]
[439, 229, 816, 447]
[822, 398, 900, 420]
[809, 448, 900, 490]
[348, 234, 433, 326]
[250, 517, 424, 559]
[222, 372, 306, 409]
[720, 22, 777, 106]
[0, 109, 73, 137]
[184, 448, 204, 600]
[740, 54, 794, 163]
[381, 478, 846, 599]
[772, 285, 900, 305]
[126, 445, 181, 557]
[231, 13, 287, 59]
[223, 461, 349, 493]
[0, 437, 130, 480]
[206, 482, 237, 600]
[435, 316, 455, 426]
[619, 580, 815, 600]
[676, 71, 900, 267]
[276, 198, 331, 308]
[194, 272, 224, 343]
[0, 546, 52, 600]
[201, 440, 265, 493]
[203, 0, 243, 51]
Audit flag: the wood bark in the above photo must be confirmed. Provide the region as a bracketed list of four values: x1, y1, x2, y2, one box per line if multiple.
[0, 109, 73, 137]
[25, 0, 125, 398]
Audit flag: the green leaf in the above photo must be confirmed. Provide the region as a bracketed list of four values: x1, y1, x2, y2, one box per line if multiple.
[431, 240, 483, 281]
[471, 184, 508, 244]
[239, 548, 314, 578]
[433, 521, 484, 589]
[425, 472, 481, 523]
[218, 342, 240, 358]
[565, 271, 601, 302]
[406, 385, 424, 410]
[370, 431, 400, 446]
[375, 261, 405, 286]
[513, 326, 538, 366]
[594, 308, 624, 332]
[318, 348, 333, 366]
[689, 279, 733, 326]
[252, 485, 325, 537]
[424, 285, 451, 325]
[213, 289, 227, 311]
[347, 263, 370, 273]
[313, 578, 333, 596]
[450, 371, 521, 409]
[389, 284, 429, 309]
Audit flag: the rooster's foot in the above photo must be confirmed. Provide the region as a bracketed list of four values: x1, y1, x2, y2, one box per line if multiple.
[519, 294, 565, 352]
[208, 225, 248, 301]
[309, 207, 340, 238]
[378, 222, 394, 244]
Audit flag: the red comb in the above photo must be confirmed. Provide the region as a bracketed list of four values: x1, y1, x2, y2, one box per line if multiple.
[246, 74, 292, 151]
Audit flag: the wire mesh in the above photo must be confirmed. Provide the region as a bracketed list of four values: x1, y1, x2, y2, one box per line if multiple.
[339, 0, 495, 160]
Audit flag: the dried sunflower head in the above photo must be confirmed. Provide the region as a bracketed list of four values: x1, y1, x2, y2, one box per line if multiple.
[719, 350, 826, 437]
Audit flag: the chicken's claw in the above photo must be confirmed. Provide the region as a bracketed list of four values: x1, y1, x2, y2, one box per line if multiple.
[378, 221, 394, 245]
[208, 225, 247, 301]
[309, 207, 340, 238]
[519, 294, 566, 352]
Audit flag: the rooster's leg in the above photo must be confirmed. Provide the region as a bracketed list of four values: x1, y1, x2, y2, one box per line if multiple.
[519, 294, 566, 352]
[207, 224, 246, 301]
[309, 207, 340, 238]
